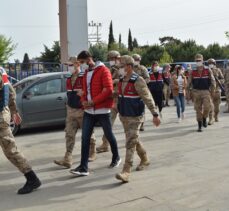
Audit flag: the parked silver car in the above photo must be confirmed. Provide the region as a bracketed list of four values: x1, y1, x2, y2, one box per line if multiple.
[12, 72, 69, 134]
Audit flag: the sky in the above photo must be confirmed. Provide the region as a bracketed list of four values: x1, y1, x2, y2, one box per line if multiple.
[0, 0, 229, 62]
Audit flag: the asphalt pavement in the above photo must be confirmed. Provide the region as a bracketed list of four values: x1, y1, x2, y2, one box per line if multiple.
[1, 102, 229, 211]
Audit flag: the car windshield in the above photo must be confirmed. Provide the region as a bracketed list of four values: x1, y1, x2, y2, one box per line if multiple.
[14, 78, 40, 93]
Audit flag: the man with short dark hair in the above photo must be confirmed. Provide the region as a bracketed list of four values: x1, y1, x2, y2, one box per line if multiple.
[70, 51, 121, 176]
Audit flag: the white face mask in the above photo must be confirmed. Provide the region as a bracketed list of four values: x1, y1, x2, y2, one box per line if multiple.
[196, 62, 203, 67]
[109, 61, 116, 67]
[80, 63, 89, 72]
[209, 64, 214, 69]
[153, 66, 159, 72]
[68, 66, 76, 74]
[119, 68, 126, 77]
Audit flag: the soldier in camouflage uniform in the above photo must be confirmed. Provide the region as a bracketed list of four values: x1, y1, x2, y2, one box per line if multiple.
[54, 56, 97, 168]
[0, 70, 41, 194]
[223, 63, 229, 113]
[207, 58, 224, 124]
[115, 56, 160, 183]
[132, 54, 150, 131]
[96, 51, 121, 153]
[188, 54, 216, 132]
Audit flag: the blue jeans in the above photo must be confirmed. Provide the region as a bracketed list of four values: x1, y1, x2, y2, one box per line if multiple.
[174, 93, 185, 118]
[80, 112, 119, 171]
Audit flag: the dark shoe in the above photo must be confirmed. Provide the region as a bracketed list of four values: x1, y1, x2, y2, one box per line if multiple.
[203, 118, 207, 128]
[109, 157, 122, 168]
[70, 166, 89, 176]
[17, 171, 41, 194]
[197, 121, 202, 132]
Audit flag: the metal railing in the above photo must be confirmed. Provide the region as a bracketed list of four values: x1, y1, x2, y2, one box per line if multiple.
[0, 62, 68, 82]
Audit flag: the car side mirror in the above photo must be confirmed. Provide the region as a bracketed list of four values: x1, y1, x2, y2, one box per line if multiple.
[23, 91, 33, 99]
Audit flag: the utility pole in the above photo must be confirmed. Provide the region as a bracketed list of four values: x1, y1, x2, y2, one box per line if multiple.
[88, 21, 102, 45]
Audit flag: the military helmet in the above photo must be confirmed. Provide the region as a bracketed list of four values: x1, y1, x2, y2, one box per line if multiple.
[132, 54, 141, 61]
[120, 55, 134, 66]
[107, 50, 120, 59]
[195, 54, 204, 61]
[208, 58, 216, 64]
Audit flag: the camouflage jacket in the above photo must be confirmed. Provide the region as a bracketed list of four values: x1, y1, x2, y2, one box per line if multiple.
[211, 67, 224, 92]
[133, 64, 150, 83]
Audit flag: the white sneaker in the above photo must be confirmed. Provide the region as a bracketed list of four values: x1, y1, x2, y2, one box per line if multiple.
[177, 118, 181, 123]
[182, 113, 185, 120]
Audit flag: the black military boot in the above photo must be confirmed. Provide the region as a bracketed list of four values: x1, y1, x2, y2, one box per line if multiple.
[203, 118, 207, 128]
[18, 170, 41, 194]
[197, 121, 202, 132]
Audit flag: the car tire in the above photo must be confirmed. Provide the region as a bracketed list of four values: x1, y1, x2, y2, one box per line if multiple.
[10, 120, 20, 135]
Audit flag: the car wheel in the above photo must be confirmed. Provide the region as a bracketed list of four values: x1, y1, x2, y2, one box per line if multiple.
[10, 120, 20, 135]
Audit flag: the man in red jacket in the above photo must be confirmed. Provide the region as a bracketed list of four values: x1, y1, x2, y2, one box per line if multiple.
[70, 51, 121, 176]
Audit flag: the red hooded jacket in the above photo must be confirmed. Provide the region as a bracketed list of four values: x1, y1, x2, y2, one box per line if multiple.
[82, 64, 114, 110]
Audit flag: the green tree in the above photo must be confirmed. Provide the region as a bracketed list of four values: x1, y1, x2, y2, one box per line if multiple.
[22, 53, 30, 70]
[108, 21, 115, 50]
[133, 38, 139, 48]
[159, 36, 182, 46]
[89, 43, 108, 61]
[39, 41, 60, 63]
[0, 34, 17, 63]
[141, 45, 164, 66]
[118, 34, 122, 49]
[204, 43, 227, 60]
[128, 29, 133, 51]
[159, 51, 173, 64]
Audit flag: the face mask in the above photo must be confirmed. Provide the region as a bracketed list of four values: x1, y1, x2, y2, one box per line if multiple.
[196, 62, 203, 67]
[80, 63, 89, 72]
[153, 66, 159, 72]
[209, 64, 214, 69]
[109, 61, 116, 67]
[134, 61, 140, 66]
[68, 66, 76, 74]
[119, 68, 126, 77]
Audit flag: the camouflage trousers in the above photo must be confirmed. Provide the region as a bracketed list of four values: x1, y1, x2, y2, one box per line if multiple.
[163, 84, 170, 103]
[101, 108, 118, 143]
[0, 108, 31, 174]
[119, 115, 147, 167]
[65, 106, 96, 154]
[209, 91, 221, 119]
[192, 90, 211, 121]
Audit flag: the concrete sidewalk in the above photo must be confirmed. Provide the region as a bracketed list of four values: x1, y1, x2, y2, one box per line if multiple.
[1, 103, 229, 211]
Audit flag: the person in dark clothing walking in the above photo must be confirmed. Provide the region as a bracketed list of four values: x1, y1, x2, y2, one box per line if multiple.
[148, 61, 164, 118]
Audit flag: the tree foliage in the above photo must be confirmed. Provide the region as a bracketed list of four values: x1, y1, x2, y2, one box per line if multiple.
[141, 45, 164, 66]
[0, 34, 17, 63]
[39, 41, 60, 63]
[89, 43, 108, 62]
[159, 51, 173, 64]
[22, 53, 30, 70]
[133, 38, 139, 49]
[128, 29, 133, 51]
[108, 21, 115, 50]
